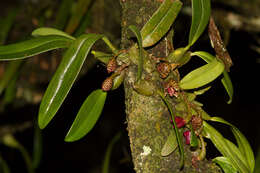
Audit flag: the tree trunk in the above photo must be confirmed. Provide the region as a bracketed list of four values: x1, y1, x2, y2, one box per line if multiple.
[120, 0, 221, 172]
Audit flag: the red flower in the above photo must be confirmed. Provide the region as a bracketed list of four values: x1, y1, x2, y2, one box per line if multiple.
[183, 130, 191, 145]
[171, 116, 186, 128]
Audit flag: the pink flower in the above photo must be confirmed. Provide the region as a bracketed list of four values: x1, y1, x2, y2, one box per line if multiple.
[183, 130, 191, 145]
[167, 87, 177, 97]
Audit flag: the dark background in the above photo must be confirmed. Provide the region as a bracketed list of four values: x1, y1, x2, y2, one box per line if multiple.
[0, 0, 260, 172]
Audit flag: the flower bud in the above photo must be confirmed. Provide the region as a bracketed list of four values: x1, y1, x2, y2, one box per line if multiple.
[191, 115, 203, 131]
[183, 130, 191, 145]
[157, 62, 171, 79]
[102, 77, 113, 91]
[107, 58, 117, 73]
[175, 116, 186, 128]
[164, 79, 180, 97]
[171, 116, 186, 128]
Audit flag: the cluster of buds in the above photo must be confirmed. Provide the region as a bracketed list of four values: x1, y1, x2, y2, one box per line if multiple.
[191, 115, 203, 132]
[156, 60, 179, 79]
[164, 79, 180, 97]
[157, 62, 171, 79]
[102, 58, 128, 92]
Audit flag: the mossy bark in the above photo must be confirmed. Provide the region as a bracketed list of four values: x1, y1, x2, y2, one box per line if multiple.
[120, 0, 221, 172]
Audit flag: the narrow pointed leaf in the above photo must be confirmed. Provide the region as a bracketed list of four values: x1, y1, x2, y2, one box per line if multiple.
[221, 71, 233, 104]
[179, 59, 224, 90]
[224, 138, 249, 170]
[203, 121, 250, 173]
[141, 0, 182, 47]
[32, 27, 75, 40]
[192, 51, 233, 103]
[213, 157, 238, 173]
[161, 130, 178, 156]
[188, 0, 211, 46]
[141, 0, 172, 41]
[0, 60, 23, 94]
[0, 36, 72, 60]
[65, 0, 92, 34]
[194, 86, 211, 95]
[192, 51, 214, 63]
[128, 25, 143, 81]
[38, 34, 103, 129]
[0, 8, 17, 44]
[210, 117, 255, 173]
[158, 90, 184, 168]
[54, 0, 74, 30]
[65, 89, 107, 142]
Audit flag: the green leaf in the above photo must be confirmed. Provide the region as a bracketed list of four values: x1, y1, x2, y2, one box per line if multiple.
[254, 147, 260, 173]
[1, 134, 34, 173]
[141, 0, 182, 47]
[91, 50, 113, 64]
[213, 157, 238, 173]
[0, 36, 72, 60]
[210, 117, 255, 173]
[102, 132, 122, 173]
[54, 0, 74, 30]
[224, 138, 249, 170]
[2, 71, 18, 106]
[158, 90, 184, 168]
[112, 71, 126, 90]
[179, 59, 224, 90]
[65, 0, 92, 34]
[0, 8, 18, 44]
[32, 27, 75, 40]
[193, 86, 211, 95]
[192, 51, 233, 103]
[128, 25, 143, 81]
[74, 10, 92, 37]
[190, 128, 199, 147]
[221, 71, 233, 104]
[188, 0, 211, 46]
[65, 89, 107, 142]
[191, 51, 214, 63]
[38, 34, 103, 129]
[0, 153, 10, 173]
[203, 121, 250, 173]
[161, 130, 178, 156]
[0, 60, 23, 94]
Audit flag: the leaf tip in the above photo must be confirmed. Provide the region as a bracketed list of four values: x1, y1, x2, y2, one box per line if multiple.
[64, 134, 75, 142]
[64, 129, 82, 142]
[38, 115, 47, 130]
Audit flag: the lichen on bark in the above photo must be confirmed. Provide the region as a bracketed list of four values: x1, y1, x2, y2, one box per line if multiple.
[120, 0, 221, 172]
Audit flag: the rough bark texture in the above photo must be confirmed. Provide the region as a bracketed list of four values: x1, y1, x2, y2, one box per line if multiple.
[120, 0, 221, 172]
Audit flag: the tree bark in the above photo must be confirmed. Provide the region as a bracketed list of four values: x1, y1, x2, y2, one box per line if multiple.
[120, 0, 221, 172]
